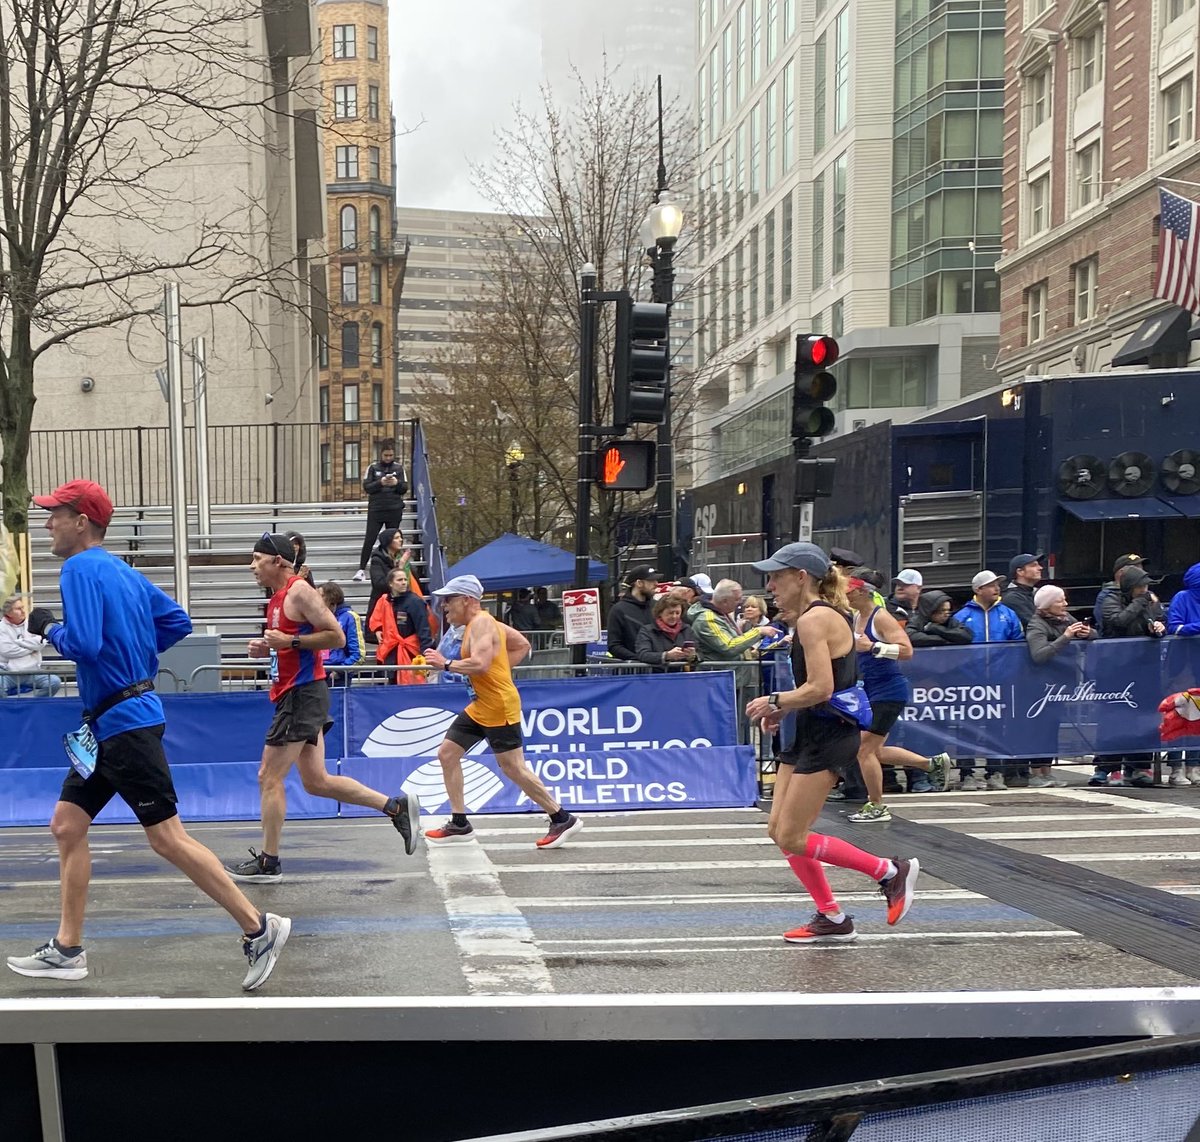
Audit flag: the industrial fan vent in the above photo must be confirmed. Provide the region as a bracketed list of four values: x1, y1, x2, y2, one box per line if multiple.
[1108, 451, 1156, 497]
[1056, 454, 1105, 500]
[1162, 449, 1200, 496]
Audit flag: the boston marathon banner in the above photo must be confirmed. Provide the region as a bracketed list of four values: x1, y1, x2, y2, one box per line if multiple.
[889, 635, 1200, 759]
[340, 671, 756, 816]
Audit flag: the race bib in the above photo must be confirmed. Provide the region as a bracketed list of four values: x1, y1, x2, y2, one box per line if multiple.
[63, 724, 99, 780]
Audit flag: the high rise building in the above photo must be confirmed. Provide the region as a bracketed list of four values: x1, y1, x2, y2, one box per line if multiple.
[995, 0, 1200, 381]
[690, 0, 1003, 490]
[315, 0, 407, 500]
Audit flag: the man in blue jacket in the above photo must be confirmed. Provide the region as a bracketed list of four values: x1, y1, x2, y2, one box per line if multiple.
[6, 481, 290, 991]
[1167, 562, 1200, 636]
[954, 570, 1025, 790]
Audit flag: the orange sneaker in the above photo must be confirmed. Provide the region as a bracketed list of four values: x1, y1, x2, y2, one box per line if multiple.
[879, 856, 920, 925]
[783, 913, 857, 943]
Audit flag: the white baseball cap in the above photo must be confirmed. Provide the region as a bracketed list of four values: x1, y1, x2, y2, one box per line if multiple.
[433, 574, 484, 600]
[894, 569, 923, 587]
[971, 570, 1003, 592]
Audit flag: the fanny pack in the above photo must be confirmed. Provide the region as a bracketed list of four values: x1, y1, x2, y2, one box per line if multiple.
[63, 679, 155, 779]
[815, 684, 874, 730]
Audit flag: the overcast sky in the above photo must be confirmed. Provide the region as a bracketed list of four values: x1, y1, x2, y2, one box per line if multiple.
[389, 1, 543, 213]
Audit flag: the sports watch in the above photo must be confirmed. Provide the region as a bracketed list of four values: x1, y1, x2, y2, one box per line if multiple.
[767, 692, 781, 710]
[291, 637, 302, 649]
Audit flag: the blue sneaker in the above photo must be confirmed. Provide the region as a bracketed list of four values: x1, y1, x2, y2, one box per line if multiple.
[909, 778, 934, 793]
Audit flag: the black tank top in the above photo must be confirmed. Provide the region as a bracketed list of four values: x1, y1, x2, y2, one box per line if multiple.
[789, 600, 857, 692]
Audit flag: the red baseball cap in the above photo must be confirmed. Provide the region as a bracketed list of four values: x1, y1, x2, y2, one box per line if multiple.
[33, 480, 114, 527]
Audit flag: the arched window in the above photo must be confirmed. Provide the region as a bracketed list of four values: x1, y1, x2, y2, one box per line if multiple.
[341, 321, 359, 367]
[369, 205, 382, 252]
[340, 204, 357, 250]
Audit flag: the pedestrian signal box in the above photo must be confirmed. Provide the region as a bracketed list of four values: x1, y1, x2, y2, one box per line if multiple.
[596, 440, 655, 491]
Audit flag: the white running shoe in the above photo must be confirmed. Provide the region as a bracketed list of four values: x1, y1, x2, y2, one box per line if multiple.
[1170, 770, 1193, 787]
[241, 913, 291, 992]
[352, 569, 367, 583]
[7, 941, 88, 981]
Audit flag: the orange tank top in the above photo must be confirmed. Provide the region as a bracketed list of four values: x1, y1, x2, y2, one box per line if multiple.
[462, 614, 521, 727]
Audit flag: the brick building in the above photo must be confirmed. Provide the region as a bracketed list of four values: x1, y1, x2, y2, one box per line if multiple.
[315, 0, 408, 499]
[996, 0, 1200, 381]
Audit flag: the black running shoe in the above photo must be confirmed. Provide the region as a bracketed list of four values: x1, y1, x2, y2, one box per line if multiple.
[227, 849, 282, 883]
[385, 792, 421, 855]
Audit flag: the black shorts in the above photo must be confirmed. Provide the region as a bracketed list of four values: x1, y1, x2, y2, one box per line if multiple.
[779, 715, 860, 775]
[445, 711, 523, 754]
[59, 725, 179, 828]
[266, 680, 333, 746]
[866, 700, 906, 738]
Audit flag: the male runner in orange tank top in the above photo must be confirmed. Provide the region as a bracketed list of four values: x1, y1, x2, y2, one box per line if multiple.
[422, 574, 582, 848]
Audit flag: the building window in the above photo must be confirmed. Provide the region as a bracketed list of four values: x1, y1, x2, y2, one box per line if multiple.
[722, 23, 733, 124]
[344, 383, 360, 423]
[812, 172, 825, 290]
[368, 85, 380, 121]
[339, 204, 357, 250]
[1077, 27, 1102, 92]
[334, 84, 357, 120]
[782, 59, 795, 171]
[372, 381, 384, 421]
[368, 146, 381, 181]
[750, 101, 761, 200]
[1027, 0, 1050, 18]
[343, 441, 361, 481]
[320, 443, 332, 483]
[335, 145, 358, 179]
[332, 24, 355, 59]
[1074, 258, 1098, 323]
[734, 242, 745, 340]
[1028, 69, 1049, 127]
[1164, 0, 1196, 22]
[370, 264, 382, 304]
[764, 209, 776, 316]
[1162, 75, 1194, 153]
[765, 81, 777, 190]
[832, 153, 847, 275]
[749, 225, 760, 326]
[736, 2, 746, 104]
[1075, 142, 1100, 209]
[1029, 173, 1049, 234]
[780, 192, 793, 303]
[842, 355, 926, 409]
[369, 206, 382, 252]
[767, 0, 778, 64]
[814, 32, 827, 151]
[751, 0, 762, 86]
[319, 387, 330, 423]
[830, 298, 844, 338]
[317, 335, 329, 369]
[367, 25, 379, 60]
[1027, 282, 1047, 343]
[833, 7, 850, 133]
[371, 324, 384, 368]
[341, 321, 359, 367]
[341, 263, 358, 303]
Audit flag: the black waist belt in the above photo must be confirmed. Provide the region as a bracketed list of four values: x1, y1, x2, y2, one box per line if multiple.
[83, 679, 155, 725]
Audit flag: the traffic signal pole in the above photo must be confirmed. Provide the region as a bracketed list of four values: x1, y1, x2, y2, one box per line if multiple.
[572, 264, 598, 668]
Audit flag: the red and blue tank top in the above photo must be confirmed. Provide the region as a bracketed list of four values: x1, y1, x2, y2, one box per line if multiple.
[266, 575, 324, 701]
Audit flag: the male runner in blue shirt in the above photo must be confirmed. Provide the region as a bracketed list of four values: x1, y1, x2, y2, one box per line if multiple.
[6, 481, 290, 991]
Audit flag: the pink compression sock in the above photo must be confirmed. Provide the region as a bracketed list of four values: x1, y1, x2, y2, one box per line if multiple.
[805, 832, 891, 881]
[784, 852, 838, 914]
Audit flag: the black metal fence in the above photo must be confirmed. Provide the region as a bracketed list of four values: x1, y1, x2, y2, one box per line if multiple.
[28, 419, 417, 508]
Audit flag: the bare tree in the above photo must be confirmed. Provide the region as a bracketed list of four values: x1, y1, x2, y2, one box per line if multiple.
[0, 0, 319, 537]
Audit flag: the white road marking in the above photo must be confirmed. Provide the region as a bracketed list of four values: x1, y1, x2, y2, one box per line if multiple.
[968, 828, 1200, 841]
[544, 930, 1082, 952]
[906, 813, 1162, 825]
[424, 840, 553, 996]
[1042, 787, 1200, 820]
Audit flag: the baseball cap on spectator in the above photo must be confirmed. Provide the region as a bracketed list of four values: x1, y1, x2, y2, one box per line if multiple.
[753, 542, 831, 577]
[33, 480, 114, 528]
[625, 565, 660, 585]
[894, 569, 923, 587]
[971, 570, 1003, 592]
[677, 576, 703, 594]
[1113, 553, 1144, 576]
[1118, 566, 1152, 591]
[829, 546, 863, 568]
[1008, 553, 1045, 576]
[689, 572, 714, 595]
[432, 574, 484, 600]
[1033, 584, 1065, 610]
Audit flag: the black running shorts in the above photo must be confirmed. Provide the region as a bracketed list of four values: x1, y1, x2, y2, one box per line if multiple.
[265, 679, 333, 746]
[59, 724, 179, 827]
[445, 711, 523, 754]
[779, 715, 860, 775]
[866, 700, 906, 738]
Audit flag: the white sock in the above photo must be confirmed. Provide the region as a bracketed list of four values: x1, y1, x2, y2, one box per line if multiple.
[823, 909, 846, 924]
[880, 860, 899, 882]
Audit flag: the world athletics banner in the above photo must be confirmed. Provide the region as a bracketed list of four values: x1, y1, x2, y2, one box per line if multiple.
[888, 635, 1200, 759]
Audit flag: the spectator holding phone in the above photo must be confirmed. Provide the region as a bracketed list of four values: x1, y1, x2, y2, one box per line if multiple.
[635, 594, 697, 671]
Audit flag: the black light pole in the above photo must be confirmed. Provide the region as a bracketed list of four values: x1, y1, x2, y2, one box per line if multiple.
[643, 76, 684, 576]
[572, 263, 598, 667]
[504, 443, 523, 534]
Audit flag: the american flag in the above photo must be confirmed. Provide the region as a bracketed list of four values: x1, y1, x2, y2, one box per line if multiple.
[1156, 187, 1200, 313]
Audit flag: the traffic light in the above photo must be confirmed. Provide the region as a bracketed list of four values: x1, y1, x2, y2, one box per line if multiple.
[793, 334, 839, 440]
[596, 439, 655, 491]
[613, 294, 670, 430]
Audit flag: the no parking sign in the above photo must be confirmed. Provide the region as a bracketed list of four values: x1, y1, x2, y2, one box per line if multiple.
[562, 588, 601, 644]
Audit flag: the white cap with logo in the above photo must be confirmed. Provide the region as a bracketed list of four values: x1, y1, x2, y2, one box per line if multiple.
[432, 574, 484, 600]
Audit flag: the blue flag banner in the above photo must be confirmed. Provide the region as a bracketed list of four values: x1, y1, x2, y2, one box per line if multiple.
[888, 637, 1200, 759]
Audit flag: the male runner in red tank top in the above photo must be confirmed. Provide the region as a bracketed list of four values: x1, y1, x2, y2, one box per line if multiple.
[225, 532, 420, 881]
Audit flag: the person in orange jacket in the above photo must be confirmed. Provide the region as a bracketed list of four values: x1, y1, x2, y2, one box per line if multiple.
[369, 567, 434, 684]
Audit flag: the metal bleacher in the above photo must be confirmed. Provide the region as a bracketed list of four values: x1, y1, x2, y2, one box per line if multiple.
[28, 500, 423, 664]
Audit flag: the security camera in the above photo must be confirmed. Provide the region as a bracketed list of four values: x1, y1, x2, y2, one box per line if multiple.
[80, 376, 95, 393]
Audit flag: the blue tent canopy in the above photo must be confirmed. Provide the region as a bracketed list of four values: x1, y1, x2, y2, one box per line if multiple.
[446, 533, 607, 593]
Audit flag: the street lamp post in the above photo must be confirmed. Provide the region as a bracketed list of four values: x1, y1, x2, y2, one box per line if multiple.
[641, 77, 685, 577]
[504, 442, 524, 534]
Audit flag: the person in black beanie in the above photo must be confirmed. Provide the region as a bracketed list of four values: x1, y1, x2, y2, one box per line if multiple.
[353, 440, 408, 582]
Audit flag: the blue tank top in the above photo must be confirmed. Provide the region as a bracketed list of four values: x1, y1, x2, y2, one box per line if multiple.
[856, 607, 911, 704]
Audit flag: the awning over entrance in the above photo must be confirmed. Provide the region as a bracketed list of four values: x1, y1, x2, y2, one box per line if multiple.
[1058, 497, 1185, 521]
[1111, 306, 1191, 367]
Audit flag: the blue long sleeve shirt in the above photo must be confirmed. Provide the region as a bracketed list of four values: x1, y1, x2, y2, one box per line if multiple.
[1168, 563, 1200, 636]
[45, 547, 192, 741]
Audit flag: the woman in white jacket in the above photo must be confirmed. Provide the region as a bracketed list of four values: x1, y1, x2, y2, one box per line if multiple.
[0, 597, 62, 696]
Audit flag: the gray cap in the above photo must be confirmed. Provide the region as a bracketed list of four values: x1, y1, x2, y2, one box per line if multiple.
[753, 542, 831, 577]
[432, 574, 484, 600]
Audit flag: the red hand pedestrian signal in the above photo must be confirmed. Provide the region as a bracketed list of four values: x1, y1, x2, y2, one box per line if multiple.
[603, 447, 626, 485]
